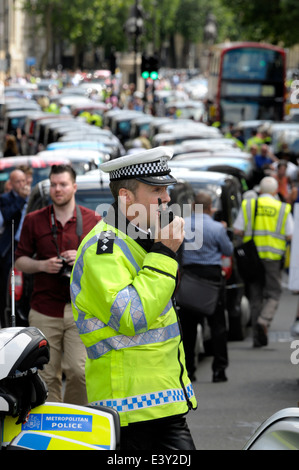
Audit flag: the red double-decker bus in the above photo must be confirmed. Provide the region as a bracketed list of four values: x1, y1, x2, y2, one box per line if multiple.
[207, 41, 286, 129]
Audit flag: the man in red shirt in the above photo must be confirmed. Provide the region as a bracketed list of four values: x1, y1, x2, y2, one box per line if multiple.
[15, 164, 100, 405]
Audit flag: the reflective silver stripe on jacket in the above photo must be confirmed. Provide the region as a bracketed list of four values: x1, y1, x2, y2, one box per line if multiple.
[256, 245, 285, 256]
[71, 232, 142, 318]
[114, 237, 141, 273]
[85, 322, 180, 359]
[71, 232, 175, 357]
[89, 383, 194, 413]
[252, 230, 286, 241]
[110, 287, 172, 334]
[109, 284, 147, 333]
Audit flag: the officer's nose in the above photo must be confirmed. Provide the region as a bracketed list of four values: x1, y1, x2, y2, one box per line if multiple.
[162, 188, 171, 204]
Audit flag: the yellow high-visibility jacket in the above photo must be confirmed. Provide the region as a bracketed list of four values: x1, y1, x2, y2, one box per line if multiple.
[242, 196, 291, 260]
[71, 218, 196, 427]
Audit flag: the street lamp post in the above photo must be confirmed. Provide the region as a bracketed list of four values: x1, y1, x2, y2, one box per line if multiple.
[202, 13, 218, 74]
[124, 0, 144, 88]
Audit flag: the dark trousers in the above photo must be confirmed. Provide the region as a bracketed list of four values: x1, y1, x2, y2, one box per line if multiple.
[0, 250, 13, 326]
[179, 264, 228, 377]
[120, 415, 196, 450]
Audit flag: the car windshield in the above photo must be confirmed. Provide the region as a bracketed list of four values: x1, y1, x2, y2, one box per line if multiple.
[189, 182, 223, 210]
[70, 161, 98, 175]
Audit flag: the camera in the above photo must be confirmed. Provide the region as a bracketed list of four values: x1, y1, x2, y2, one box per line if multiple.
[58, 256, 72, 278]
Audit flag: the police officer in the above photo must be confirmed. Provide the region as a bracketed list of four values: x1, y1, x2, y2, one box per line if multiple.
[233, 176, 293, 347]
[70, 147, 197, 450]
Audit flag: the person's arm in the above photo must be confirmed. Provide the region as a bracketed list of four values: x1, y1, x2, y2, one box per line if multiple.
[15, 210, 62, 274]
[218, 225, 234, 256]
[72, 222, 180, 335]
[15, 255, 64, 274]
[285, 212, 294, 242]
[0, 193, 26, 222]
[233, 227, 245, 237]
[233, 208, 245, 238]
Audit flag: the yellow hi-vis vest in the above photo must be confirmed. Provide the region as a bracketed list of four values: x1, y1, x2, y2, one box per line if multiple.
[70, 219, 196, 427]
[242, 196, 291, 260]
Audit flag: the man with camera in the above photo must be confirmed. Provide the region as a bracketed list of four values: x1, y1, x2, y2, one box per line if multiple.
[15, 164, 100, 405]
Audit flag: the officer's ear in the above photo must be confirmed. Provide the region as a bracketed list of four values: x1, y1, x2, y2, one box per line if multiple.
[119, 187, 135, 205]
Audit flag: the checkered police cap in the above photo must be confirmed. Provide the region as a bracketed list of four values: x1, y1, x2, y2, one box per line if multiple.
[99, 146, 177, 186]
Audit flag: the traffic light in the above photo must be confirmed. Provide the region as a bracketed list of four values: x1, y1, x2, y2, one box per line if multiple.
[148, 55, 159, 80]
[141, 55, 149, 79]
[141, 54, 159, 80]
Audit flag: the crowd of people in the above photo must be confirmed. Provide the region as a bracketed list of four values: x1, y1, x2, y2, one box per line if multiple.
[1, 71, 299, 450]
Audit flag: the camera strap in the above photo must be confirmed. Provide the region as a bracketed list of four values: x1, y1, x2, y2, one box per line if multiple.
[50, 204, 83, 257]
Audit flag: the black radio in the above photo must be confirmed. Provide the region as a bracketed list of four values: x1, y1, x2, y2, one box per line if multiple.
[158, 198, 174, 228]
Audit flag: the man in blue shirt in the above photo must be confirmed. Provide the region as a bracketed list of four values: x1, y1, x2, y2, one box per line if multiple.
[178, 191, 233, 383]
[254, 144, 278, 177]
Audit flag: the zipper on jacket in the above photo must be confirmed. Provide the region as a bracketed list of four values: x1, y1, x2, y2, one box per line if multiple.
[172, 295, 195, 411]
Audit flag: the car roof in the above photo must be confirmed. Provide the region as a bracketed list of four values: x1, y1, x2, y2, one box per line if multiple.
[61, 125, 113, 134]
[46, 141, 112, 151]
[170, 140, 240, 156]
[152, 127, 222, 143]
[236, 120, 272, 128]
[0, 155, 72, 170]
[170, 157, 252, 173]
[71, 102, 108, 112]
[268, 122, 299, 132]
[37, 149, 109, 163]
[159, 120, 220, 132]
[4, 99, 40, 107]
[130, 115, 155, 124]
[37, 171, 110, 191]
[170, 167, 236, 185]
[111, 111, 144, 122]
[0, 153, 105, 180]
[172, 149, 252, 160]
[4, 109, 41, 117]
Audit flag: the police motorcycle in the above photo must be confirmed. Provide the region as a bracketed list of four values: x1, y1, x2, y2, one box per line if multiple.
[0, 326, 120, 450]
[0, 227, 120, 451]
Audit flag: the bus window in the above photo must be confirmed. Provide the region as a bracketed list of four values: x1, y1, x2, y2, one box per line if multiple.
[222, 48, 284, 81]
[208, 42, 286, 127]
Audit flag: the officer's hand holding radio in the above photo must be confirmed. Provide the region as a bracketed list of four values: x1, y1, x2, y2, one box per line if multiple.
[155, 198, 185, 253]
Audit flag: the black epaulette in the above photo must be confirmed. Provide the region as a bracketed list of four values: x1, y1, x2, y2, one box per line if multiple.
[96, 230, 115, 254]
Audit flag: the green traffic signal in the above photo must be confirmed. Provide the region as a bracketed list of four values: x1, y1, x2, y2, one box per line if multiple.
[150, 71, 158, 80]
[141, 54, 159, 80]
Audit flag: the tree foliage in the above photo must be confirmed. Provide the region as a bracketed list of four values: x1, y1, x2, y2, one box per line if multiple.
[22, 0, 132, 68]
[21, 0, 299, 70]
[220, 0, 299, 47]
